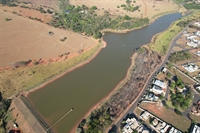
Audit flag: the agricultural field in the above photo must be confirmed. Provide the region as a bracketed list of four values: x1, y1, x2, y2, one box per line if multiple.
[0, 8, 96, 68]
[69, 0, 183, 19]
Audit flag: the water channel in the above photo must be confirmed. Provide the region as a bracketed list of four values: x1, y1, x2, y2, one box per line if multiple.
[28, 13, 182, 133]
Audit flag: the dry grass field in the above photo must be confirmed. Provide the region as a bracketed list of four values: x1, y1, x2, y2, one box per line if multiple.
[0, 8, 96, 68]
[70, 0, 184, 19]
[140, 102, 191, 132]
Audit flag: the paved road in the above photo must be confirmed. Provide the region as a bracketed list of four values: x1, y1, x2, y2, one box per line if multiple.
[106, 24, 190, 133]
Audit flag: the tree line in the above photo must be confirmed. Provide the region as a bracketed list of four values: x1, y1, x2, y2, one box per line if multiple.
[49, 4, 149, 39]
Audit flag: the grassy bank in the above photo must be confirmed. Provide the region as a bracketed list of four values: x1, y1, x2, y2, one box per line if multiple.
[149, 10, 200, 55]
[0, 42, 102, 98]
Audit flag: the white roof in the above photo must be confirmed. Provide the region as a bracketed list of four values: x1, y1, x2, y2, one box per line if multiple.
[192, 125, 200, 133]
[152, 85, 163, 94]
[154, 80, 166, 88]
[141, 111, 150, 121]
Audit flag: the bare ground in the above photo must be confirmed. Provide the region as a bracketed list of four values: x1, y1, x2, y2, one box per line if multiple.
[0, 8, 96, 68]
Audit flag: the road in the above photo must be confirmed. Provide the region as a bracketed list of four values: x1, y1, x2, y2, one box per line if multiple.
[106, 23, 189, 133]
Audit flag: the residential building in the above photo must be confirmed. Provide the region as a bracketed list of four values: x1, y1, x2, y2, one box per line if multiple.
[122, 117, 150, 133]
[153, 80, 167, 89]
[190, 125, 200, 133]
[187, 42, 198, 48]
[182, 63, 198, 73]
[145, 93, 159, 102]
[162, 67, 168, 73]
[191, 101, 200, 116]
[140, 111, 151, 121]
[152, 85, 163, 95]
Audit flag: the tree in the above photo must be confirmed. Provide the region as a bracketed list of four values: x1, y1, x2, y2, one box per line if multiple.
[123, 15, 131, 20]
[170, 81, 175, 88]
[174, 109, 182, 115]
[93, 32, 102, 39]
[91, 6, 97, 10]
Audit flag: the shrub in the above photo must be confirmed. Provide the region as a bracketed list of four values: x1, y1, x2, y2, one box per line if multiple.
[174, 109, 182, 115]
[91, 6, 97, 10]
[4, 18, 11, 21]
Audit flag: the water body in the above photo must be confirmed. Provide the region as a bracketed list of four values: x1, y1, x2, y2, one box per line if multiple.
[28, 13, 182, 133]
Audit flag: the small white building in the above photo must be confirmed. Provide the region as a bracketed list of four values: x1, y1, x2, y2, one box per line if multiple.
[162, 67, 168, 73]
[152, 85, 163, 94]
[182, 63, 198, 73]
[153, 80, 167, 89]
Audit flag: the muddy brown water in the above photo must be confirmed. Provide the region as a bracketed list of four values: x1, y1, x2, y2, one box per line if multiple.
[28, 13, 181, 133]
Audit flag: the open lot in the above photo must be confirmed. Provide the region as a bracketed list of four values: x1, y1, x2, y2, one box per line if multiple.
[0, 8, 96, 68]
[70, 0, 182, 19]
[140, 102, 191, 132]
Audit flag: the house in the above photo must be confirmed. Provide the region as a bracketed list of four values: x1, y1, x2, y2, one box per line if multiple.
[152, 85, 164, 94]
[187, 42, 198, 48]
[145, 93, 159, 102]
[182, 63, 198, 73]
[162, 67, 168, 73]
[187, 36, 197, 40]
[140, 111, 151, 121]
[122, 117, 150, 133]
[191, 101, 200, 116]
[190, 125, 200, 133]
[153, 80, 167, 89]
[137, 125, 144, 133]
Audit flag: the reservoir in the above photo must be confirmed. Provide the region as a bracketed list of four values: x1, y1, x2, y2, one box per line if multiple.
[28, 13, 182, 133]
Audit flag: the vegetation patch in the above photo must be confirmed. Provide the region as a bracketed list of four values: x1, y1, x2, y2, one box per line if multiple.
[169, 51, 195, 63]
[50, 3, 149, 39]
